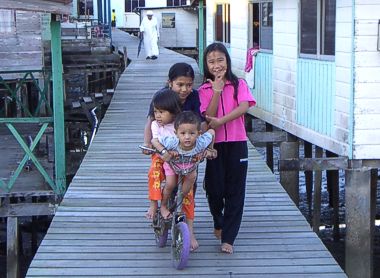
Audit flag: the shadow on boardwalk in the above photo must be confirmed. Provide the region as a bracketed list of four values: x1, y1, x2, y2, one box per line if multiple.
[25, 30, 346, 277]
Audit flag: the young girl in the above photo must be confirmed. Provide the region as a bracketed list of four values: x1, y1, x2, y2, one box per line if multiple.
[199, 42, 256, 254]
[143, 62, 204, 251]
[146, 88, 181, 219]
[152, 111, 215, 221]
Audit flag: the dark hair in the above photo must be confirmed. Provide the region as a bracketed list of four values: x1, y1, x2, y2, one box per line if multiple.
[174, 111, 201, 130]
[168, 62, 195, 81]
[152, 88, 181, 116]
[202, 42, 239, 100]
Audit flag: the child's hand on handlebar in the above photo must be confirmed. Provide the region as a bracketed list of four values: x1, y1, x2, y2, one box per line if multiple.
[140, 144, 155, 155]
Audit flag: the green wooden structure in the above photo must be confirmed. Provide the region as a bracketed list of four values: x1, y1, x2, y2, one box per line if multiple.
[0, 17, 66, 194]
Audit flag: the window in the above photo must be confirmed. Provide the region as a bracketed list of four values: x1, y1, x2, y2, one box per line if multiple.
[0, 9, 14, 33]
[300, 0, 336, 57]
[250, 1, 273, 50]
[167, 0, 187, 6]
[125, 0, 145, 13]
[215, 4, 230, 44]
[162, 13, 175, 28]
[260, 2, 273, 50]
[79, 0, 93, 16]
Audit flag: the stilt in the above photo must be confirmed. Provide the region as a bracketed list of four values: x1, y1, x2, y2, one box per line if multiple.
[304, 141, 313, 216]
[345, 166, 376, 278]
[279, 134, 299, 206]
[312, 146, 323, 233]
[7, 217, 19, 278]
[326, 150, 340, 240]
[266, 123, 274, 172]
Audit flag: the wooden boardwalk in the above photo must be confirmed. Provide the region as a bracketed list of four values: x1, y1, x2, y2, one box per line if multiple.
[26, 30, 346, 277]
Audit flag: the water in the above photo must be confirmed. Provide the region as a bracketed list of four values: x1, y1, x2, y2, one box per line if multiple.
[254, 142, 380, 275]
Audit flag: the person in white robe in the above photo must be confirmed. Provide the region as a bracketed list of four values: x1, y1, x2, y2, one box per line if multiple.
[139, 10, 160, 60]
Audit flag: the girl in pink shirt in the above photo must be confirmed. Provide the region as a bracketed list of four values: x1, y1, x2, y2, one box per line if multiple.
[198, 42, 256, 254]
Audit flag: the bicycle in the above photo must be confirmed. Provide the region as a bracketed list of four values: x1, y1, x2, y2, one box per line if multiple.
[139, 145, 203, 270]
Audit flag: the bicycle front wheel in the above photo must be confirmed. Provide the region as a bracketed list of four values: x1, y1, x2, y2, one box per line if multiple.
[171, 221, 190, 270]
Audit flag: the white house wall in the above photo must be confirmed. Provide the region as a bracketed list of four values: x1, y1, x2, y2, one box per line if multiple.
[352, 1, 380, 159]
[139, 9, 197, 48]
[271, 0, 298, 129]
[229, 0, 249, 77]
[334, 1, 353, 155]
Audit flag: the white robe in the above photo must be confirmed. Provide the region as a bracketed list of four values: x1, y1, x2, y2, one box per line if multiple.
[139, 16, 159, 57]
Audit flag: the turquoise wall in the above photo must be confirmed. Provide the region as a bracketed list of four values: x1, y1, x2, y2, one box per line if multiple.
[296, 59, 335, 136]
[252, 53, 273, 112]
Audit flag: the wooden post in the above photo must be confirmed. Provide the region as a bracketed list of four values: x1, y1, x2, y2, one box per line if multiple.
[51, 15, 66, 194]
[345, 166, 376, 278]
[312, 146, 323, 233]
[123, 46, 127, 67]
[198, 0, 205, 74]
[304, 141, 313, 217]
[279, 134, 299, 205]
[326, 150, 340, 240]
[266, 123, 274, 172]
[7, 217, 19, 278]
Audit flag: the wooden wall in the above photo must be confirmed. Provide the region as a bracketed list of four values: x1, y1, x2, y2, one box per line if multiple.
[0, 10, 43, 77]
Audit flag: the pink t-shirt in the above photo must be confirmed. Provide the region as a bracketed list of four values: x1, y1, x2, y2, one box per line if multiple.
[199, 79, 256, 143]
[151, 120, 175, 139]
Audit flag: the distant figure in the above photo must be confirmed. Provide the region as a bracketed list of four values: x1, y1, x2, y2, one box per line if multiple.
[111, 9, 116, 30]
[140, 10, 159, 60]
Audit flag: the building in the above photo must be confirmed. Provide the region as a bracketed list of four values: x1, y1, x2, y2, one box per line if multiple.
[204, 1, 380, 278]
[76, 0, 199, 48]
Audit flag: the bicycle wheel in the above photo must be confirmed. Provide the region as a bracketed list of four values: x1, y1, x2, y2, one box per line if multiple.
[155, 228, 168, 247]
[171, 221, 190, 270]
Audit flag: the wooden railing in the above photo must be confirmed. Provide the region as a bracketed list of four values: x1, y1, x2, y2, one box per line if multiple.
[0, 70, 66, 194]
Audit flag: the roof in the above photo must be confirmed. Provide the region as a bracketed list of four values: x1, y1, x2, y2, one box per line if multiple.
[0, 0, 72, 14]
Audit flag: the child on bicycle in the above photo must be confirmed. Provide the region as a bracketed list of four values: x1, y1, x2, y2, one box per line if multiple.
[151, 111, 216, 221]
[147, 88, 181, 220]
[143, 62, 205, 251]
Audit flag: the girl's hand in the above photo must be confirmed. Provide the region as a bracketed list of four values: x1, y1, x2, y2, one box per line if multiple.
[203, 148, 217, 160]
[160, 151, 172, 162]
[207, 70, 226, 93]
[141, 143, 154, 155]
[206, 115, 223, 130]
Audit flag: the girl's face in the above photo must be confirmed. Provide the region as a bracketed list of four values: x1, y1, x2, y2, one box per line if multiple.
[168, 76, 193, 104]
[206, 50, 227, 79]
[153, 108, 174, 126]
[175, 123, 200, 151]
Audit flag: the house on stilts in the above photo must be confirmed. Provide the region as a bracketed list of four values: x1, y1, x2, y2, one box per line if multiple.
[203, 1, 380, 278]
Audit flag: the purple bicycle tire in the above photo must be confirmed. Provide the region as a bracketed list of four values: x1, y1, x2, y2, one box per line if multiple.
[171, 222, 190, 270]
[155, 228, 168, 247]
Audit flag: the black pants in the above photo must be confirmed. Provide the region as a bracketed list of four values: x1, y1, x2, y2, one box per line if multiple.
[204, 141, 248, 245]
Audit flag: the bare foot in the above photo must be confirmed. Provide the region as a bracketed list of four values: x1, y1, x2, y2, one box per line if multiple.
[145, 201, 158, 219]
[221, 243, 233, 254]
[160, 205, 171, 219]
[214, 229, 222, 239]
[190, 232, 199, 252]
